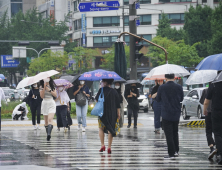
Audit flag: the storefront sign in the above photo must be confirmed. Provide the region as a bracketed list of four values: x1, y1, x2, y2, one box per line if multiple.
[90, 30, 121, 34]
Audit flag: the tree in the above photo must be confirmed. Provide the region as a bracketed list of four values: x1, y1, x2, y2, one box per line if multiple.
[157, 13, 184, 41]
[69, 47, 100, 73]
[100, 45, 130, 71]
[27, 51, 68, 76]
[0, 8, 70, 83]
[184, 5, 212, 58]
[146, 36, 203, 67]
[207, 2, 222, 55]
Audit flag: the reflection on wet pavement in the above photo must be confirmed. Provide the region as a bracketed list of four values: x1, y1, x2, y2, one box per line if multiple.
[0, 124, 222, 169]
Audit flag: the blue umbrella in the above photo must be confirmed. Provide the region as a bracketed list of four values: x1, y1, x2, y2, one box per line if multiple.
[0, 74, 5, 80]
[79, 69, 121, 81]
[195, 53, 222, 70]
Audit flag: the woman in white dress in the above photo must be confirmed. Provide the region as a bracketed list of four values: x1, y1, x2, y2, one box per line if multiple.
[39, 77, 57, 141]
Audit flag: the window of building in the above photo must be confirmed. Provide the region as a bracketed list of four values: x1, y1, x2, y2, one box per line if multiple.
[140, 15, 151, 25]
[74, 1, 78, 11]
[159, 13, 184, 24]
[93, 36, 118, 47]
[124, 15, 151, 26]
[214, 0, 219, 2]
[202, 0, 207, 2]
[124, 0, 129, 5]
[93, 16, 120, 27]
[74, 19, 81, 31]
[159, 0, 191, 2]
[125, 34, 152, 45]
[124, 0, 151, 5]
[11, 0, 22, 16]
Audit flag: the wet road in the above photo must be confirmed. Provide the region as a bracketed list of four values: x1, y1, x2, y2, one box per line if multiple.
[0, 111, 221, 170]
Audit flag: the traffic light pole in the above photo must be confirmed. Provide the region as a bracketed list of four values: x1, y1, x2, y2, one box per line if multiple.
[118, 32, 168, 63]
[129, 0, 137, 80]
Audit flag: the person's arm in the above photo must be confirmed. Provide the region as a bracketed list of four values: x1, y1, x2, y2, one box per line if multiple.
[40, 85, 45, 99]
[55, 91, 60, 101]
[95, 88, 101, 102]
[204, 99, 210, 116]
[83, 86, 90, 97]
[156, 86, 162, 102]
[117, 108, 120, 120]
[73, 85, 82, 96]
[115, 90, 121, 119]
[50, 88, 57, 98]
[180, 86, 184, 102]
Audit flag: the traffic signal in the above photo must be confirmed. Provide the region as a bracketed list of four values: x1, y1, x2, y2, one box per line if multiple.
[135, 37, 143, 61]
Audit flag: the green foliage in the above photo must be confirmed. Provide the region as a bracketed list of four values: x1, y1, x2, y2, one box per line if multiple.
[207, 2, 222, 55]
[146, 36, 203, 67]
[27, 51, 69, 76]
[157, 13, 185, 41]
[69, 47, 100, 73]
[0, 8, 69, 83]
[100, 45, 130, 71]
[184, 5, 212, 57]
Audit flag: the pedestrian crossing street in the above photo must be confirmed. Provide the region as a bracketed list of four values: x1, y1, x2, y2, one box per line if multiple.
[1, 126, 222, 169]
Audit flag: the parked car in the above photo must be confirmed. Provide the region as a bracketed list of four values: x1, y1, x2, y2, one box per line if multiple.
[181, 87, 206, 120]
[138, 94, 149, 113]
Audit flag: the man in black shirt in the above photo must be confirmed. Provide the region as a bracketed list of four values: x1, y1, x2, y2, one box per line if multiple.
[204, 81, 222, 165]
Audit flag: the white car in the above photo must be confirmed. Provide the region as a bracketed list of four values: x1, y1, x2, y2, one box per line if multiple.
[138, 94, 149, 113]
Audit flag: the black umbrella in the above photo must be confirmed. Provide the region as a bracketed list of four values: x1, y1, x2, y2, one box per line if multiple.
[113, 77, 126, 83]
[114, 42, 127, 79]
[125, 80, 142, 89]
[213, 72, 222, 83]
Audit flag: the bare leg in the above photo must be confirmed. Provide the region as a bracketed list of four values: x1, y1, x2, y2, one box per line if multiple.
[44, 115, 48, 126]
[48, 113, 55, 124]
[108, 132, 113, 149]
[99, 128, 105, 147]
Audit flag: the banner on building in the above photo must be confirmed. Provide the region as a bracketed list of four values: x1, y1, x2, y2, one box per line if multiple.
[50, 0, 55, 22]
[81, 14, 86, 33]
[82, 33, 86, 47]
[68, 1, 72, 30]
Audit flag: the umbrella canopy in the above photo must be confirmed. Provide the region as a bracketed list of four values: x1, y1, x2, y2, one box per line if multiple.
[213, 71, 222, 83]
[16, 76, 34, 89]
[196, 53, 222, 71]
[185, 70, 217, 85]
[113, 77, 126, 83]
[28, 70, 59, 85]
[60, 74, 81, 84]
[0, 74, 5, 80]
[125, 80, 142, 88]
[144, 64, 190, 80]
[54, 79, 73, 89]
[79, 69, 121, 81]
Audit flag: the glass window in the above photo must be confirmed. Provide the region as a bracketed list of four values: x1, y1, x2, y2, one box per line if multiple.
[140, 0, 151, 4]
[93, 17, 120, 27]
[124, 34, 151, 45]
[159, 13, 184, 24]
[202, 0, 207, 2]
[11, 0, 22, 2]
[159, 0, 191, 2]
[140, 15, 151, 25]
[124, 0, 129, 5]
[74, 1, 77, 11]
[93, 36, 118, 47]
[74, 19, 81, 30]
[214, 0, 219, 2]
[124, 16, 129, 26]
[11, 3, 22, 16]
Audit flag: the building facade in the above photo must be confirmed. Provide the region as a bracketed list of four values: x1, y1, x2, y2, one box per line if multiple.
[0, 0, 38, 18]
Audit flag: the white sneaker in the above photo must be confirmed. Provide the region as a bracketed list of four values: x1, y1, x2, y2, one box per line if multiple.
[78, 125, 81, 130]
[57, 128, 60, 132]
[33, 125, 37, 130]
[37, 125, 41, 130]
[82, 127, 86, 132]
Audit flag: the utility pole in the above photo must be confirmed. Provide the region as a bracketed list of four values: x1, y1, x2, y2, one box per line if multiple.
[129, 0, 137, 80]
[122, 6, 125, 42]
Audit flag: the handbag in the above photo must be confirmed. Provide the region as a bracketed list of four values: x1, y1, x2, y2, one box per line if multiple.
[76, 87, 86, 106]
[91, 88, 104, 117]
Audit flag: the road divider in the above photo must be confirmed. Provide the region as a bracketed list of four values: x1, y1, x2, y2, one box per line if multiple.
[179, 120, 205, 126]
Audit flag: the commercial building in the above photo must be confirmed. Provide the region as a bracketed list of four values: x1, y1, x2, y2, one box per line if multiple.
[0, 0, 38, 18]
[36, 0, 219, 74]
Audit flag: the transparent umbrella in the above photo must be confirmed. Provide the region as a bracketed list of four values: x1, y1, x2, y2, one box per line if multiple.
[143, 64, 190, 80]
[185, 70, 217, 85]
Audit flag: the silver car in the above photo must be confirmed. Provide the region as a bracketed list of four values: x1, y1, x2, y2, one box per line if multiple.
[181, 87, 206, 120]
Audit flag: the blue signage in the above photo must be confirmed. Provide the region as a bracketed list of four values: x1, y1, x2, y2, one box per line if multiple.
[82, 33, 86, 46]
[136, 19, 140, 26]
[1, 55, 19, 68]
[136, 2, 140, 9]
[81, 14, 86, 32]
[78, 1, 120, 12]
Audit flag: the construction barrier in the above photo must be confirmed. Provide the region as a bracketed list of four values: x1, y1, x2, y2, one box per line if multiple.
[180, 120, 205, 126]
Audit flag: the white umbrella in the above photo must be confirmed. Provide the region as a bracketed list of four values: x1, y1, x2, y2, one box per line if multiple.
[185, 70, 217, 85]
[28, 70, 60, 85]
[143, 64, 190, 80]
[16, 76, 34, 89]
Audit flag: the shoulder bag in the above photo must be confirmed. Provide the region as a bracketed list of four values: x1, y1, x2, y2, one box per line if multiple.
[76, 86, 86, 106]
